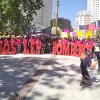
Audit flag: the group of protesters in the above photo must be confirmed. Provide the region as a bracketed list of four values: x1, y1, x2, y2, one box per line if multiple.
[1, 34, 100, 89]
[0, 34, 100, 55]
[0, 35, 52, 54]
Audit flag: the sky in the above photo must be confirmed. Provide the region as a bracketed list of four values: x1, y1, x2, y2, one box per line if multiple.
[52, 0, 87, 26]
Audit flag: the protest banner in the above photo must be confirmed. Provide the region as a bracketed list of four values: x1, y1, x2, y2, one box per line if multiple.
[0, 40, 93, 57]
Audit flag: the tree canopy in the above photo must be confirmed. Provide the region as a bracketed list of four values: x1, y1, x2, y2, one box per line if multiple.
[0, 0, 44, 34]
[50, 19, 62, 29]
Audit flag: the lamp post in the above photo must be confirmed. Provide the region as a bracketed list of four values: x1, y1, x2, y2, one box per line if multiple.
[19, 4, 23, 36]
[20, 13, 22, 36]
[53, 12, 55, 27]
[55, 0, 59, 34]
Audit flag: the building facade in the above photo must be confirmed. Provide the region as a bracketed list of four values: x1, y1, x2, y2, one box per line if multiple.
[87, 0, 100, 22]
[75, 10, 91, 30]
[32, 0, 52, 30]
[58, 17, 72, 31]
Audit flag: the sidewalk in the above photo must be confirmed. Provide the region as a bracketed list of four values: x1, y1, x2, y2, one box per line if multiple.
[0, 54, 53, 100]
[0, 54, 100, 100]
[24, 55, 100, 100]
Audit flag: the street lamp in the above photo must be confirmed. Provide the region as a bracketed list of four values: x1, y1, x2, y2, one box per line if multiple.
[55, 0, 59, 34]
[53, 12, 55, 27]
[19, 4, 23, 36]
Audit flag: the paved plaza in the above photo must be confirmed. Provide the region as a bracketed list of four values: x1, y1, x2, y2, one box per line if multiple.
[0, 54, 100, 100]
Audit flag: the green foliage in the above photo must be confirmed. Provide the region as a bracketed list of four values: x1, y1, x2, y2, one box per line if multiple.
[0, 0, 7, 34]
[0, 0, 44, 34]
[58, 22, 62, 29]
[50, 19, 54, 27]
[50, 19, 62, 29]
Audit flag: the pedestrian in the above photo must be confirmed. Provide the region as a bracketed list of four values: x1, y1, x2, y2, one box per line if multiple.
[16, 36, 22, 54]
[41, 37, 46, 54]
[94, 46, 100, 74]
[80, 49, 92, 88]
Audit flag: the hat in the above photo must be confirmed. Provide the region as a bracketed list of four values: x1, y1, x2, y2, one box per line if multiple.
[94, 47, 100, 52]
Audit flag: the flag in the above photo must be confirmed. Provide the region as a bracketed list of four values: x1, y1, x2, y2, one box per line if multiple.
[97, 21, 100, 27]
[96, 23, 100, 29]
[70, 32, 73, 37]
[83, 25, 88, 30]
[61, 32, 68, 38]
[81, 30, 86, 36]
[77, 31, 83, 37]
[85, 30, 92, 38]
[79, 25, 84, 30]
[88, 22, 96, 30]
[72, 32, 77, 37]
[64, 29, 70, 34]
[79, 25, 88, 30]
[87, 30, 92, 37]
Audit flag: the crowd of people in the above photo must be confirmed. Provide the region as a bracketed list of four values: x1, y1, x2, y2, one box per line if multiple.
[0, 34, 100, 89]
[0, 34, 100, 55]
[0, 35, 52, 54]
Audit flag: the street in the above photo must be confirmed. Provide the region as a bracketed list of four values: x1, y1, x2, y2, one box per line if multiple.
[0, 54, 100, 100]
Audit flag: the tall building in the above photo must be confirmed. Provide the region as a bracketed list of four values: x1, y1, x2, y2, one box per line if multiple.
[75, 10, 91, 30]
[32, 0, 52, 30]
[58, 17, 72, 31]
[87, 0, 100, 22]
[87, 0, 91, 11]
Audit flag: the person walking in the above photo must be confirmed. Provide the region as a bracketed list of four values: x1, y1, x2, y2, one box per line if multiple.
[94, 47, 100, 74]
[80, 49, 92, 88]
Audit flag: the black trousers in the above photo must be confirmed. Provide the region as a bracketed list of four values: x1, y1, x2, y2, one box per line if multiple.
[98, 59, 100, 72]
[80, 65, 90, 80]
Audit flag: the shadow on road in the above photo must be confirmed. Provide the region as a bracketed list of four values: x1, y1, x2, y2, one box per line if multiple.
[0, 55, 100, 100]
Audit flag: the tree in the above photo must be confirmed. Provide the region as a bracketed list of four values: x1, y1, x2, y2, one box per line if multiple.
[0, 0, 44, 34]
[50, 19, 54, 27]
[50, 19, 62, 29]
[0, 0, 8, 34]
[96, 30, 100, 36]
